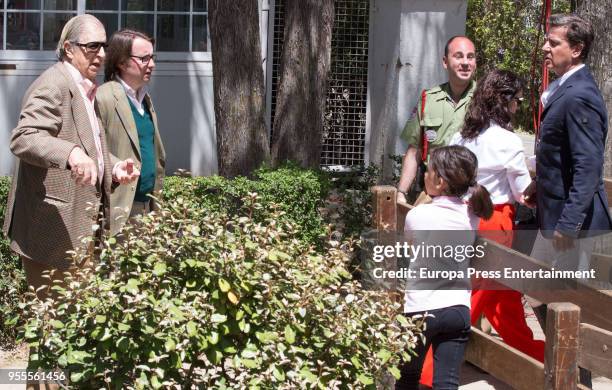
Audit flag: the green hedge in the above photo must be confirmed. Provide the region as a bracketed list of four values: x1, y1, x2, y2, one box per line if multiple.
[162, 165, 331, 248]
[0, 176, 26, 348]
[19, 181, 419, 388]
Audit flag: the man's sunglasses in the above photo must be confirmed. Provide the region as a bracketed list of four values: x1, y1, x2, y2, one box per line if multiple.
[72, 41, 108, 53]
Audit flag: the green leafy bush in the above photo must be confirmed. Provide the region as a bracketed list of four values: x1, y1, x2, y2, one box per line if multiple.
[20, 190, 421, 389]
[466, 0, 571, 132]
[0, 176, 26, 347]
[162, 165, 331, 248]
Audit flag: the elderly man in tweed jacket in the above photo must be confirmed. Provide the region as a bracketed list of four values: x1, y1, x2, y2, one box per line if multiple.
[2, 14, 139, 296]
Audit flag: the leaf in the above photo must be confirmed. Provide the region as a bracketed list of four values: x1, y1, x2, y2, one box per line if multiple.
[388, 366, 401, 380]
[284, 325, 296, 344]
[186, 321, 198, 336]
[299, 367, 317, 383]
[377, 348, 392, 364]
[272, 365, 286, 381]
[165, 339, 176, 352]
[153, 262, 167, 276]
[150, 375, 162, 390]
[50, 320, 64, 329]
[218, 278, 231, 292]
[357, 373, 374, 385]
[211, 313, 227, 323]
[208, 331, 219, 345]
[255, 331, 278, 344]
[241, 349, 257, 359]
[241, 358, 259, 368]
[70, 372, 85, 383]
[396, 314, 409, 327]
[227, 291, 240, 305]
[95, 315, 107, 324]
[126, 278, 140, 294]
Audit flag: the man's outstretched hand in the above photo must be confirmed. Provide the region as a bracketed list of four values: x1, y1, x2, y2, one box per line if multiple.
[113, 158, 140, 184]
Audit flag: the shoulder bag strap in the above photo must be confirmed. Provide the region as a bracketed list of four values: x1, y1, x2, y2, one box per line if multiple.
[420, 89, 428, 162]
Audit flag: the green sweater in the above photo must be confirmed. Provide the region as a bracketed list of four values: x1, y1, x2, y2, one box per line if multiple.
[128, 99, 156, 202]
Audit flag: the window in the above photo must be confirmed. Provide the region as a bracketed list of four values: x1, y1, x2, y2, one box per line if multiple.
[0, 0, 209, 53]
[2, 0, 77, 50]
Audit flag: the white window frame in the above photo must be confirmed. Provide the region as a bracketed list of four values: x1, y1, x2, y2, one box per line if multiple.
[0, 0, 211, 62]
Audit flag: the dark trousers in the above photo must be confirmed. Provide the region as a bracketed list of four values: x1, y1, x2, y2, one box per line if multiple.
[396, 305, 470, 390]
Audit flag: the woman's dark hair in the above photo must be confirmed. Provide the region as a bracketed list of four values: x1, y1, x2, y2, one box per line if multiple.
[429, 145, 493, 220]
[461, 69, 524, 140]
[104, 29, 154, 82]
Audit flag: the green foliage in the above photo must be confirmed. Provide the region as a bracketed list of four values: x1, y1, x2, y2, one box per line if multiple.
[162, 165, 331, 248]
[466, 0, 571, 132]
[0, 176, 26, 348]
[19, 191, 421, 389]
[329, 165, 381, 239]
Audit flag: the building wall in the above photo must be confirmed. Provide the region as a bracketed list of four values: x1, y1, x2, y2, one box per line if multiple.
[0, 0, 465, 177]
[0, 58, 218, 176]
[365, 0, 468, 177]
[0, 1, 274, 177]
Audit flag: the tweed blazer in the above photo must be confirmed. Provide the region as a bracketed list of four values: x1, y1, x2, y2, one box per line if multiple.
[2, 62, 113, 267]
[96, 80, 166, 236]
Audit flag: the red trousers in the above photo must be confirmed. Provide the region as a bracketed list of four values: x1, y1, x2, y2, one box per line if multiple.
[418, 204, 544, 387]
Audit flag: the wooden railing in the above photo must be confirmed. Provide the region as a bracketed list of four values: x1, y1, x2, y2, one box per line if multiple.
[371, 185, 612, 390]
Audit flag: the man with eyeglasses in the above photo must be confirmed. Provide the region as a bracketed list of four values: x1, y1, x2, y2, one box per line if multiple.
[97, 29, 166, 235]
[3, 15, 140, 299]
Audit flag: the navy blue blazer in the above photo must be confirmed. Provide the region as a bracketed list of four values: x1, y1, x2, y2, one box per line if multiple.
[536, 66, 612, 237]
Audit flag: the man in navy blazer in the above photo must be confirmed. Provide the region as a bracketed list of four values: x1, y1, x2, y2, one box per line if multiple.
[525, 13, 612, 249]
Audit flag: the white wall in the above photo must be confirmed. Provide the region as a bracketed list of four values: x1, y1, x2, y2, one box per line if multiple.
[365, 0, 468, 176]
[0, 58, 218, 176]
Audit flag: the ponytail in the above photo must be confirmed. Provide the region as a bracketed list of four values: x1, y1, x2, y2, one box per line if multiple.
[468, 184, 493, 220]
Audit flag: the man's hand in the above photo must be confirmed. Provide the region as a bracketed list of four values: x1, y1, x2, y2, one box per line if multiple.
[113, 159, 140, 184]
[552, 230, 575, 252]
[523, 180, 537, 208]
[68, 147, 97, 186]
[397, 191, 408, 205]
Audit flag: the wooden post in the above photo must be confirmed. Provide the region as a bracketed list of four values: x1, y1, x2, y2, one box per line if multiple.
[545, 302, 581, 390]
[372, 185, 397, 231]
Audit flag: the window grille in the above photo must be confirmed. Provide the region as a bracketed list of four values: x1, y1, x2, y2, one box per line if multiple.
[270, 0, 370, 168]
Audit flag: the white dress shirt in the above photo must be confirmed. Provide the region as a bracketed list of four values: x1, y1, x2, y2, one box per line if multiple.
[117, 76, 148, 115]
[450, 124, 531, 204]
[63, 62, 104, 183]
[540, 63, 585, 107]
[403, 196, 478, 313]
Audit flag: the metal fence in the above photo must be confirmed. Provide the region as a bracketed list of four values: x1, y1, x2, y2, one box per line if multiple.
[270, 0, 370, 168]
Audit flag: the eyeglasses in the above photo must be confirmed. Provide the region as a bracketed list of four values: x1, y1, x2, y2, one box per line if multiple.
[130, 54, 157, 64]
[72, 41, 108, 53]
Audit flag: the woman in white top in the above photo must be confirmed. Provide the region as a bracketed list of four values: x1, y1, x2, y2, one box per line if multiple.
[398, 145, 493, 390]
[450, 69, 545, 362]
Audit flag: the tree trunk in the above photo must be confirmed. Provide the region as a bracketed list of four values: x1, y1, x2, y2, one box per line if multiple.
[270, 0, 334, 168]
[577, 0, 612, 177]
[209, 0, 270, 177]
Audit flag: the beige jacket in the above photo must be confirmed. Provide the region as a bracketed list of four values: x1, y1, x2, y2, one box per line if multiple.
[96, 80, 166, 236]
[2, 62, 113, 267]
